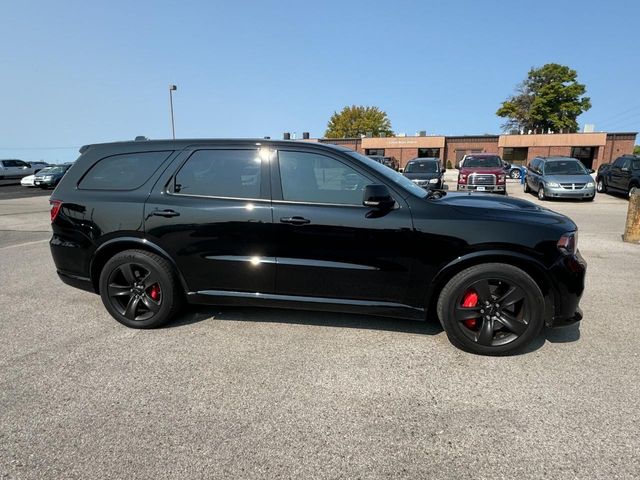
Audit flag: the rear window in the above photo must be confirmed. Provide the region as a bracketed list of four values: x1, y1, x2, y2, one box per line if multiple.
[79, 151, 172, 190]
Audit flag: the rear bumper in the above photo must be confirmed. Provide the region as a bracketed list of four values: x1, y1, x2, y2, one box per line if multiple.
[57, 269, 96, 293]
[546, 251, 587, 328]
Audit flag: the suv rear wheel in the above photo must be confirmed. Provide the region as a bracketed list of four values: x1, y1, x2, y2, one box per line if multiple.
[436, 263, 544, 355]
[99, 249, 183, 328]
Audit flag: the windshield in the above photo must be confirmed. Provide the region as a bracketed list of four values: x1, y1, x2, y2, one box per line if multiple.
[544, 160, 588, 175]
[346, 151, 427, 198]
[463, 156, 502, 168]
[41, 166, 67, 174]
[405, 161, 438, 173]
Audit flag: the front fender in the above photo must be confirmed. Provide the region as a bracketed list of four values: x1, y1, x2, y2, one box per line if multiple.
[425, 249, 555, 323]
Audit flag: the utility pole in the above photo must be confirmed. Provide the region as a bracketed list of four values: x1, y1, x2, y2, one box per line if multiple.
[169, 84, 177, 139]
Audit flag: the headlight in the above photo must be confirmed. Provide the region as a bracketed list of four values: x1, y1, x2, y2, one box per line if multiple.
[586, 181, 595, 188]
[428, 178, 439, 184]
[557, 231, 578, 255]
[546, 182, 560, 188]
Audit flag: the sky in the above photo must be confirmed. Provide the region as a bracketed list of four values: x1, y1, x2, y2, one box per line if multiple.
[1, 0, 639, 163]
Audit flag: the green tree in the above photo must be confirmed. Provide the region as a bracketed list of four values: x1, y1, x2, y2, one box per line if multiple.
[634, 145, 640, 155]
[497, 63, 591, 134]
[325, 105, 393, 138]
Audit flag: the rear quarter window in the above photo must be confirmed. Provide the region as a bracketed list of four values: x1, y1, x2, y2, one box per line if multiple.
[78, 151, 173, 190]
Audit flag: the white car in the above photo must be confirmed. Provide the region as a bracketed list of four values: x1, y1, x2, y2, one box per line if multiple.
[21, 174, 36, 187]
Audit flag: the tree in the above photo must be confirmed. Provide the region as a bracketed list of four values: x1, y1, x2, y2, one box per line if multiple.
[634, 145, 640, 155]
[324, 105, 393, 138]
[496, 63, 591, 134]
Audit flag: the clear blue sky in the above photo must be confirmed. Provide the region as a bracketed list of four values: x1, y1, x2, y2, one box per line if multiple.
[1, 0, 639, 163]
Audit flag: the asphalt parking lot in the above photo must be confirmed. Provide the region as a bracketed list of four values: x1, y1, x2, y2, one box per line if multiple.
[1, 179, 639, 479]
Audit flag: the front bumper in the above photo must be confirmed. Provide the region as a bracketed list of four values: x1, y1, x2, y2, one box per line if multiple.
[546, 251, 587, 328]
[458, 184, 505, 193]
[544, 186, 595, 199]
[34, 179, 57, 187]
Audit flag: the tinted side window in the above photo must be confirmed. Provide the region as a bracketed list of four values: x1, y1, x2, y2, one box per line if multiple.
[612, 157, 625, 168]
[632, 159, 640, 170]
[529, 159, 540, 173]
[174, 149, 261, 199]
[79, 151, 172, 190]
[2, 160, 16, 167]
[278, 151, 371, 205]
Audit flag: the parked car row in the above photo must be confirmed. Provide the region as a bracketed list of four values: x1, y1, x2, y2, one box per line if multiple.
[20, 163, 73, 188]
[0, 159, 49, 179]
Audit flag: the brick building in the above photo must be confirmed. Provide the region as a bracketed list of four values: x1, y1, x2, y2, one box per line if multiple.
[315, 132, 637, 170]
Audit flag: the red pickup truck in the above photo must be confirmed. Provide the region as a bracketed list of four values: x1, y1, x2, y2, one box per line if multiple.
[456, 154, 507, 195]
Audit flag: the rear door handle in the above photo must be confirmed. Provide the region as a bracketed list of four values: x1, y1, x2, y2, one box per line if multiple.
[280, 216, 310, 225]
[151, 209, 180, 218]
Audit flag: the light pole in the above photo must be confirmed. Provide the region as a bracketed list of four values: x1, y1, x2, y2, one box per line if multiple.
[169, 84, 177, 139]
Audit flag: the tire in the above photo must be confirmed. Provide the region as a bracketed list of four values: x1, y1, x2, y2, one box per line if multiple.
[523, 179, 530, 193]
[596, 178, 607, 193]
[99, 249, 183, 328]
[629, 184, 639, 198]
[510, 169, 521, 179]
[537, 186, 546, 201]
[436, 263, 545, 355]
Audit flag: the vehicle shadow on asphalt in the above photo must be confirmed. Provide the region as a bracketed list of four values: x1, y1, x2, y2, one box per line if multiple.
[169, 305, 443, 336]
[169, 305, 582, 352]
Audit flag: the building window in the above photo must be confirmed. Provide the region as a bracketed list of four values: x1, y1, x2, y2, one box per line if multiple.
[570, 147, 597, 169]
[503, 147, 528, 165]
[365, 149, 385, 156]
[417, 148, 440, 158]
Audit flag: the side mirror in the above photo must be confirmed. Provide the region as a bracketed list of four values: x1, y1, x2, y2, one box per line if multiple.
[589, 168, 595, 174]
[363, 184, 394, 210]
[442, 168, 447, 173]
[398, 167, 404, 173]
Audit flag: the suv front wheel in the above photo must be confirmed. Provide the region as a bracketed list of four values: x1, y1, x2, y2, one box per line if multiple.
[436, 263, 545, 355]
[99, 249, 183, 328]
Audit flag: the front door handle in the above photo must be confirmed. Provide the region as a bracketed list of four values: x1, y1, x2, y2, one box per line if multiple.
[280, 216, 310, 225]
[151, 209, 180, 218]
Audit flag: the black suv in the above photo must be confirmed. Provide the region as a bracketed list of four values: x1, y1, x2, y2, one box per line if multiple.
[596, 155, 640, 198]
[50, 139, 586, 355]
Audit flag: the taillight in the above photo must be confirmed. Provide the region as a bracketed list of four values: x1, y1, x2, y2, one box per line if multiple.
[50, 200, 62, 222]
[557, 231, 578, 255]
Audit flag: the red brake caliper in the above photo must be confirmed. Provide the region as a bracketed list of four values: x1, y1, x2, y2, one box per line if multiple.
[149, 284, 161, 301]
[461, 290, 479, 329]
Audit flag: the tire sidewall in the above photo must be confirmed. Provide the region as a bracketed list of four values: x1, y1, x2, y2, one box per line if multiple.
[538, 186, 545, 200]
[437, 264, 545, 355]
[99, 250, 177, 328]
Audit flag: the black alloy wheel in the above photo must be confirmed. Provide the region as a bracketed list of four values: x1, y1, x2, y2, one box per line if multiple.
[99, 249, 182, 328]
[107, 263, 162, 322]
[437, 263, 544, 355]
